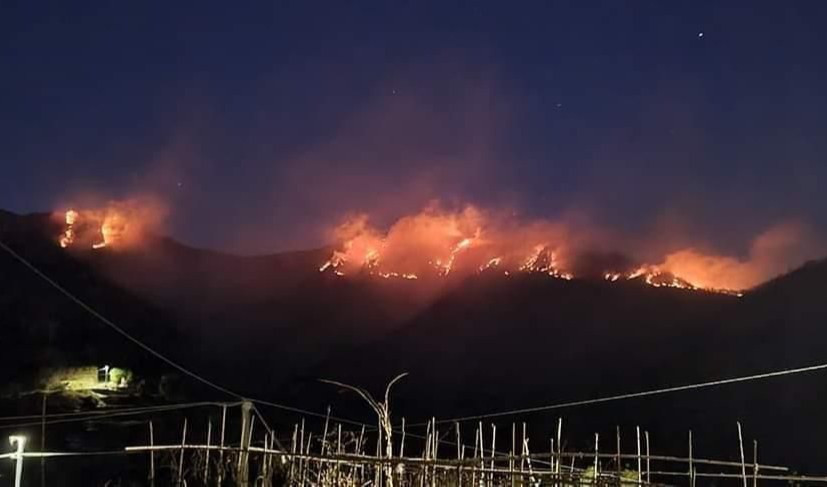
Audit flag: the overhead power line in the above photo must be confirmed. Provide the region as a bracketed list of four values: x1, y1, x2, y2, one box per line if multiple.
[0, 402, 240, 430]
[415, 361, 827, 426]
[0, 401, 233, 422]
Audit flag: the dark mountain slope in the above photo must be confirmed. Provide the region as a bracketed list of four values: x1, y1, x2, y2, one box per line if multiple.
[0, 211, 185, 397]
[304, 258, 827, 470]
[3, 209, 827, 472]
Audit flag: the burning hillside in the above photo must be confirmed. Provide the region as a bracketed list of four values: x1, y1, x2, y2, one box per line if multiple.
[55, 199, 166, 251]
[318, 206, 823, 296]
[48, 199, 821, 298]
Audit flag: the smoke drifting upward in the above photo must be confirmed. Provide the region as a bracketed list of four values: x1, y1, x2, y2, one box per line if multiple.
[46, 194, 824, 295]
[319, 204, 825, 292]
[321, 204, 588, 279]
[654, 222, 824, 290]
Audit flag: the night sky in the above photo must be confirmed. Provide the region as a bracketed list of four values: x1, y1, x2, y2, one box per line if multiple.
[2, 1, 826, 254]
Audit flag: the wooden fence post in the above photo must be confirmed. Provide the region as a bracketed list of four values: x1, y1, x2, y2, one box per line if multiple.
[636, 426, 642, 485]
[205, 419, 212, 483]
[738, 422, 748, 487]
[689, 430, 695, 487]
[178, 418, 187, 487]
[218, 404, 227, 486]
[238, 400, 253, 487]
[148, 421, 155, 487]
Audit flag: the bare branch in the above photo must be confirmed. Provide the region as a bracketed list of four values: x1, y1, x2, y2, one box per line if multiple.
[384, 373, 409, 409]
[318, 379, 382, 417]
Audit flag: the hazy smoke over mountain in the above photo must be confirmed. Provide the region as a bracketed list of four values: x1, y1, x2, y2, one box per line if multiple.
[319, 203, 825, 291]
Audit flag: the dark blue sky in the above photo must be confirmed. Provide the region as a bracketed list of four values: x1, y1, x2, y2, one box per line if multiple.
[2, 1, 826, 254]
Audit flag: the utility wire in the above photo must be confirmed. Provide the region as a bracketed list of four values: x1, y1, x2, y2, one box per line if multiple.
[0, 403, 233, 430]
[0, 401, 233, 422]
[412, 361, 827, 426]
[251, 398, 369, 427]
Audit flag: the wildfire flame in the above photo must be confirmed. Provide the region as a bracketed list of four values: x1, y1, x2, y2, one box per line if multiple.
[59, 210, 79, 248]
[55, 199, 165, 251]
[315, 205, 777, 296]
[318, 206, 579, 282]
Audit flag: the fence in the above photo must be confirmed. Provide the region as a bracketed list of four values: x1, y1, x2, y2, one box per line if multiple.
[4, 399, 827, 486]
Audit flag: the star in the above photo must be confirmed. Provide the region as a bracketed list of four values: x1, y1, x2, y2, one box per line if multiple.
[698, 32, 704, 38]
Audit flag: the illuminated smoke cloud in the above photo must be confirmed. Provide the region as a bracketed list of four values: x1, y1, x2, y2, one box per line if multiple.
[656, 222, 823, 290]
[320, 205, 824, 294]
[55, 197, 167, 251]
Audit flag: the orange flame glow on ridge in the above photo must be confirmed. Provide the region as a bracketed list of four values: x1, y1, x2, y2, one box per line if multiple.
[320, 206, 587, 284]
[55, 199, 165, 251]
[314, 206, 813, 297]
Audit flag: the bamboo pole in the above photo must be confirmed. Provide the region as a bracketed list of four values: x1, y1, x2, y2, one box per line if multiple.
[454, 422, 461, 461]
[477, 421, 484, 461]
[550, 438, 555, 481]
[289, 423, 298, 484]
[268, 434, 276, 487]
[738, 422, 747, 487]
[489, 424, 496, 487]
[471, 423, 478, 487]
[753, 440, 759, 487]
[249, 415, 256, 451]
[240, 413, 255, 487]
[376, 423, 383, 487]
[149, 421, 155, 487]
[303, 432, 312, 487]
[689, 430, 695, 487]
[645, 431, 650, 484]
[557, 418, 563, 477]
[40, 394, 46, 487]
[9, 435, 25, 487]
[319, 407, 331, 486]
[636, 426, 642, 485]
[322, 406, 331, 455]
[358, 424, 366, 485]
[218, 404, 227, 486]
[523, 437, 538, 485]
[299, 419, 306, 487]
[432, 417, 439, 487]
[302, 431, 313, 485]
[570, 455, 575, 482]
[455, 422, 462, 487]
[401, 418, 407, 458]
[205, 419, 212, 483]
[510, 423, 515, 487]
[616, 426, 622, 482]
[422, 421, 430, 487]
[178, 417, 188, 487]
[520, 422, 526, 483]
[261, 433, 269, 485]
[458, 444, 465, 487]
[336, 423, 343, 487]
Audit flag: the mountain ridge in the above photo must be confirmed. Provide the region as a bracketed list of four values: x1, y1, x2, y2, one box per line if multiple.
[2, 209, 827, 471]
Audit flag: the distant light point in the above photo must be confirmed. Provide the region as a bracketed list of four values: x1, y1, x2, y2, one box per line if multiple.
[698, 32, 704, 38]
